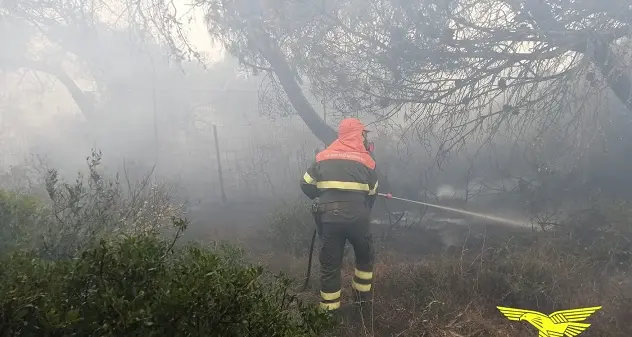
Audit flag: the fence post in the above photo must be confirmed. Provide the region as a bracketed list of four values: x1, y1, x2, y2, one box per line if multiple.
[213, 124, 227, 203]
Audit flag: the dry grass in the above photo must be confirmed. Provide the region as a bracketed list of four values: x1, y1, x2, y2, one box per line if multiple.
[360, 244, 632, 337]
[255, 241, 631, 336]
[185, 197, 632, 336]
[238, 200, 632, 337]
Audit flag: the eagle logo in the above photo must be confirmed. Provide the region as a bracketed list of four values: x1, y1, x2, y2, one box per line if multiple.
[497, 306, 602, 337]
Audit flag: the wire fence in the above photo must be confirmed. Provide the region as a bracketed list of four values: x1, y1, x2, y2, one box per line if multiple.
[155, 119, 322, 205]
[0, 106, 323, 206]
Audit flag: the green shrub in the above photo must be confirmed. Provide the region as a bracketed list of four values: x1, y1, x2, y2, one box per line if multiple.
[0, 227, 332, 337]
[0, 149, 183, 260]
[0, 190, 50, 255]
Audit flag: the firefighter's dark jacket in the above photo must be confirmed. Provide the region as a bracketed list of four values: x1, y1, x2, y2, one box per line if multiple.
[300, 119, 378, 212]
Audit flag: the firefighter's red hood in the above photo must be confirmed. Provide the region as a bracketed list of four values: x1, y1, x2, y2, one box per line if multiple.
[327, 118, 368, 153]
[316, 117, 375, 169]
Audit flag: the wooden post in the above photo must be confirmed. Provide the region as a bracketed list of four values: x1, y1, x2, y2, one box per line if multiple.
[322, 95, 327, 124]
[212, 124, 227, 203]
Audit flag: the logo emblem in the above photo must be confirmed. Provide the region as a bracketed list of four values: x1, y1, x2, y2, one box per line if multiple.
[497, 306, 601, 337]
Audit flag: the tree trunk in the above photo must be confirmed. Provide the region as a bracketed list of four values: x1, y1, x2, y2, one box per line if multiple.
[10, 58, 96, 119]
[588, 40, 632, 112]
[249, 29, 392, 189]
[250, 29, 337, 146]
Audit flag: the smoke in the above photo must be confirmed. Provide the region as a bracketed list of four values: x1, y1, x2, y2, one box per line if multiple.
[436, 184, 463, 199]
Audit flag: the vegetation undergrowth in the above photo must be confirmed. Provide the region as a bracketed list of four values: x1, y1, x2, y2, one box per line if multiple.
[0, 151, 333, 337]
[0, 222, 331, 336]
[260, 198, 632, 337]
[0, 150, 184, 259]
[2, 150, 632, 337]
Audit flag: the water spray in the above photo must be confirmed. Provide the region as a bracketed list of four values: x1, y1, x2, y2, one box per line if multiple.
[378, 193, 528, 227]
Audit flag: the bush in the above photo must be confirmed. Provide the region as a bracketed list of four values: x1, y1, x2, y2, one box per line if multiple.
[265, 200, 315, 257]
[0, 190, 49, 255]
[0, 224, 332, 337]
[0, 149, 184, 259]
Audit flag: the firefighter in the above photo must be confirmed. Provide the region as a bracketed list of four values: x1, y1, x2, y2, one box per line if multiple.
[300, 117, 378, 312]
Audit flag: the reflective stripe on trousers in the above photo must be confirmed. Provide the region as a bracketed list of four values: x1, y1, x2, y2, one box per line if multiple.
[320, 290, 341, 311]
[352, 268, 373, 292]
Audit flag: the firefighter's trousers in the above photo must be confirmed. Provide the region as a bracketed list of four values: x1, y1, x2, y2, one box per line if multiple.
[317, 209, 375, 311]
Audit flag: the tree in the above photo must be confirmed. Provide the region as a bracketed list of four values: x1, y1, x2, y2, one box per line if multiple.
[0, 1, 103, 119]
[1, 0, 212, 166]
[287, 0, 632, 155]
[125, 0, 338, 144]
[131, 0, 632, 155]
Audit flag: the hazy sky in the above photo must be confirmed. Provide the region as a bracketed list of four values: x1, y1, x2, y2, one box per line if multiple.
[176, 3, 223, 62]
[3, 2, 224, 124]
[0, 3, 226, 168]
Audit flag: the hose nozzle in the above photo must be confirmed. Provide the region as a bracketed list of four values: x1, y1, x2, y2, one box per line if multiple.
[378, 192, 393, 199]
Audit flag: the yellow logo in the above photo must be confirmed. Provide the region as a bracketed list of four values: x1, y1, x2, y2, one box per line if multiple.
[497, 306, 602, 337]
